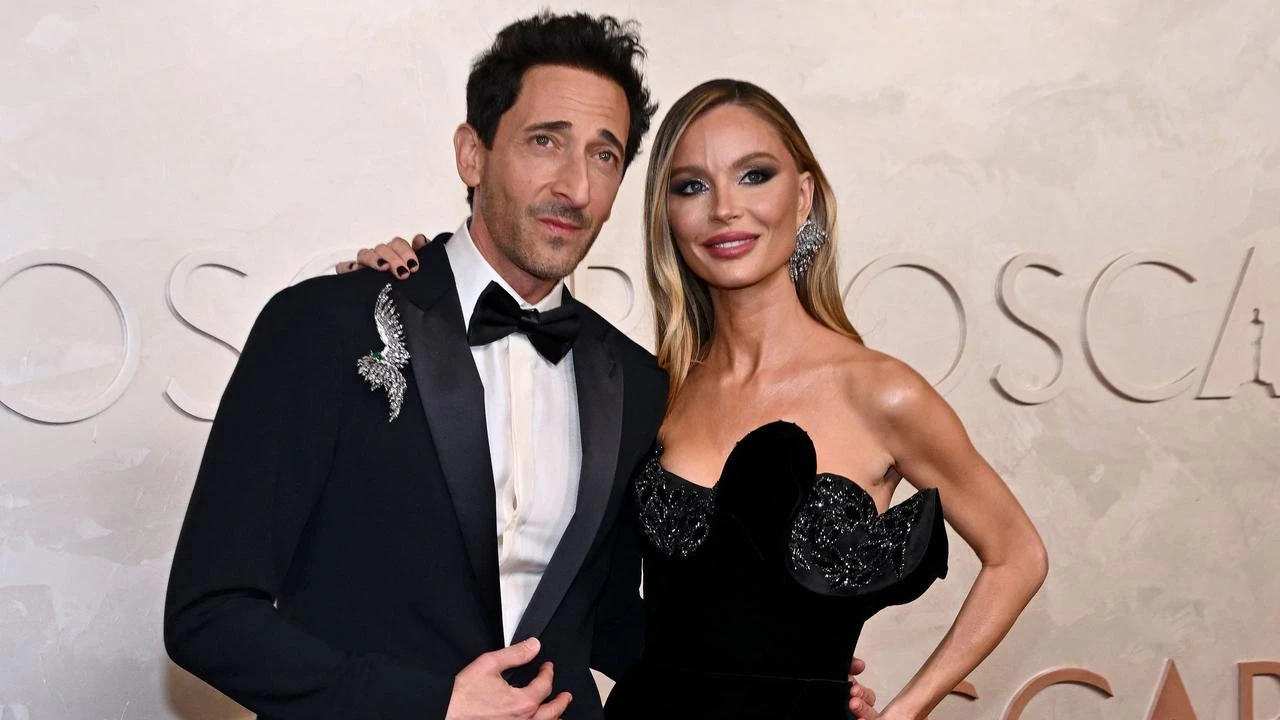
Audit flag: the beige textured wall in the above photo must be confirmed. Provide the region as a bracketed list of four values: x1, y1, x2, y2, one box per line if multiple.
[3, 1, 1279, 718]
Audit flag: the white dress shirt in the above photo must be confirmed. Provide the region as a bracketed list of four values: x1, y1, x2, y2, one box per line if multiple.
[446, 220, 582, 645]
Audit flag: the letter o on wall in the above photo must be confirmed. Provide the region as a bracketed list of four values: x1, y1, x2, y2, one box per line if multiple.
[844, 252, 974, 395]
[0, 250, 141, 423]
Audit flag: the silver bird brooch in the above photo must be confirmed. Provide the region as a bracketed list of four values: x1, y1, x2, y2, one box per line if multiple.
[356, 283, 410, 421]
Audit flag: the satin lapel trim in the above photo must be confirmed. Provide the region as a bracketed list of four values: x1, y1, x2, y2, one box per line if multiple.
[510, 322, 624, 642]
[394, 246, 504, 648]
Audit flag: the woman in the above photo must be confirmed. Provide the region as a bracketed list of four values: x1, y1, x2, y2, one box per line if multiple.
[347, 79, 1047, 719]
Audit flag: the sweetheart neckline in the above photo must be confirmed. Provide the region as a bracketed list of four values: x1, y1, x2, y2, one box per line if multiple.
[654, 419, 887, 508]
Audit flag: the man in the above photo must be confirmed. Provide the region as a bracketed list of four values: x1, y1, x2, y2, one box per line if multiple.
[167, 11, 878, 720]
[166, 13, 660, 719]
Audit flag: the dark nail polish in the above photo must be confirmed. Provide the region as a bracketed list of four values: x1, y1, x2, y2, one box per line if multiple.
[396, 267, 408, 278]
[376, 259, 387, 268]
[407, 259, 418, 270]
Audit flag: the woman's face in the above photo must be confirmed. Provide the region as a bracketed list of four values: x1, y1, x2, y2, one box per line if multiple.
[666, 103, 813, 291]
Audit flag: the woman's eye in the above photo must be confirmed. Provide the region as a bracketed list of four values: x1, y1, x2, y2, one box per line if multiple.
[741, 168, 775, 184]
[671, 178, 708, 196]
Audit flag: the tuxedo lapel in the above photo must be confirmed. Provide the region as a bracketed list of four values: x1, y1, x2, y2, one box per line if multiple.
[511, 307, 624, 643]
[394, 239, 504, 648]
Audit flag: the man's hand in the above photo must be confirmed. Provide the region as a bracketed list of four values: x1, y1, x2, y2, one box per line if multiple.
[445, 638, 572, 720]
[848, 655, 880, 719]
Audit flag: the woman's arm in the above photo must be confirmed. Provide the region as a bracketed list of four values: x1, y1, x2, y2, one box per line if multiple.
[868, 358, 1049, 720]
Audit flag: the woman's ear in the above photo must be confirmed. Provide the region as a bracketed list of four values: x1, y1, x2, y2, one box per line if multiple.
[796, 171, 815, 226]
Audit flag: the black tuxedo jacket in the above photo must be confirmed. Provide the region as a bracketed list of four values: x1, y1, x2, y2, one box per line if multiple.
[165, 237, 667, 719]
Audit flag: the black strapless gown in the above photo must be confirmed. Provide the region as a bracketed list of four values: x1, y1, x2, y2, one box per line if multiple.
[604, 421, 948, 720]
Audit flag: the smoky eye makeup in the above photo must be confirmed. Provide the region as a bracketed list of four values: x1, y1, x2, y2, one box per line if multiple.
[667, 162, 781, 196]
[669, 177, 708, 196]
[740, 166, 778, 184]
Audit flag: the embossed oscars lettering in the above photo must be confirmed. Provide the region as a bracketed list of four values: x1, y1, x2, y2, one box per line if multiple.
[575, 264, 636, 325]
[844, 252, 974, 395]
[0, 250, 141, 423]
[1084, 252, 1199, 402]
[950, 679, 979, 700]
[1002, 667, 1114, 720]
[2, 244, 1277, 424]
[1238, 661, 1280, 720]
[955, 659, 1280, 719]
[1144, 660, 1198, 720]
[993, 252, 1070, 404]
[1199, 237, 1280, 399]
[165, 250, 249, 420]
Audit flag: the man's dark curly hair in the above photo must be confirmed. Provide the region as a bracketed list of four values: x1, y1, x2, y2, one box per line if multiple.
[464, 12, 658, 205]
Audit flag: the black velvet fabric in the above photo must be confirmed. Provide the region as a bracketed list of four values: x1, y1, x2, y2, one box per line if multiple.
[605, 421, 948, 719]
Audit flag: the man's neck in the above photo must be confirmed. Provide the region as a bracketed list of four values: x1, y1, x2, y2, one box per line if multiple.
[467, 215, 559, 305]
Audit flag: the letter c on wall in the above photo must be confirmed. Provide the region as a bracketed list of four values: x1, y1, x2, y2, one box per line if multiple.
[1084, 252, 1197, 402]
[1003, 667, 1114, 720]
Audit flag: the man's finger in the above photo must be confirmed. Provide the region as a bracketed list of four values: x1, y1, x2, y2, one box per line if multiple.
[483, 637, 542, 673]
[411, 233, 429, 249]
[849, 656, 866, 675]
[532, 691, 572, 720]
[519, 660, 555, 703]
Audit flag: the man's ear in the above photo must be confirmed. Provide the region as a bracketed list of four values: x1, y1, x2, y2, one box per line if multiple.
[454, 123, 484, 190]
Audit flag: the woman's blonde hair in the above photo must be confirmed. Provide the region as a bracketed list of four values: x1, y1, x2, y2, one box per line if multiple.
[644, 78, 861, 403]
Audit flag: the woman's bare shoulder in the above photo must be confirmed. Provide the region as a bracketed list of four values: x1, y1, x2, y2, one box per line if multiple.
[827, 342, 940, 425]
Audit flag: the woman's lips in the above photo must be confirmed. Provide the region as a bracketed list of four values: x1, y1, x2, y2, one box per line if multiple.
[704, 232, 759, 259]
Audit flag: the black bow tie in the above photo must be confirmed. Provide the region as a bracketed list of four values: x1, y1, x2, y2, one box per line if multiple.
[466, 281, 581, 363]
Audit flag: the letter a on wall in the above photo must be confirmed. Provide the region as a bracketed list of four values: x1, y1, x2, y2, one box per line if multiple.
[1146, 660, 1199, 720]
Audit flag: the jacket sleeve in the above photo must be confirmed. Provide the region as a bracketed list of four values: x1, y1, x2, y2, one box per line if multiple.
[164, 285, 455, 719]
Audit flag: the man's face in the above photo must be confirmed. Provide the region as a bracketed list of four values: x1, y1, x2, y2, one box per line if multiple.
[461, 65, 630, 288]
